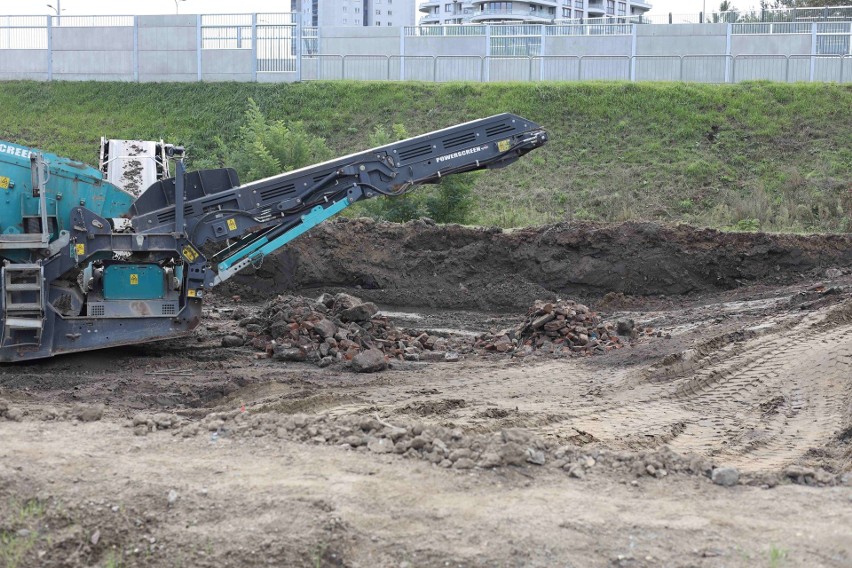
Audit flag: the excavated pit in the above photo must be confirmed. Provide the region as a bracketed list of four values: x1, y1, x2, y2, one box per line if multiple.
[225, 219, 852, 309]
[3, 220, 852, 567]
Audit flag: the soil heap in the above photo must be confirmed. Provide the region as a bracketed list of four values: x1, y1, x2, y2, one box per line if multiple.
[476, 299, 629, 357]
[239, 292, 463, 369]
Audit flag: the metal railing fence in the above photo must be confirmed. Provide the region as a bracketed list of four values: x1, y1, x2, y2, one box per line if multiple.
[298, 53, 852, 84]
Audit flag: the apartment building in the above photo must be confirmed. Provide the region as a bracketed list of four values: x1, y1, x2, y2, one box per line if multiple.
[419, 0, 652, 25]
[291, 0, 416, 27]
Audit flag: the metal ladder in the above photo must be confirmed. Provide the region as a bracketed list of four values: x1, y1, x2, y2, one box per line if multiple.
[2, 262, 45, 347]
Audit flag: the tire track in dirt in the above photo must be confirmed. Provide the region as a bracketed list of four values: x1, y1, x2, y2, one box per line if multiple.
[663, 325, 851, 471]
[520, 308, 852, 472]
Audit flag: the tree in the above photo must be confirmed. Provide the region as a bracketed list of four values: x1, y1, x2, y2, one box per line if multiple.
[761, 0, 851, 7]
[713, 1, 738, 22]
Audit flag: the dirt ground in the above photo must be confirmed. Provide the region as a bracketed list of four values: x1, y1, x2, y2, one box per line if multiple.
[1, 221, 852, 568]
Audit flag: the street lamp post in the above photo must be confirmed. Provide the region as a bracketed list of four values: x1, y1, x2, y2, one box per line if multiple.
[46, 1, 64, 26]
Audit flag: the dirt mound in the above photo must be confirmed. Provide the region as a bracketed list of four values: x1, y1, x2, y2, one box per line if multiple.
[237, 292, 467, 368]
[225, 219, 852, 310]
[476, 298, 644, 357]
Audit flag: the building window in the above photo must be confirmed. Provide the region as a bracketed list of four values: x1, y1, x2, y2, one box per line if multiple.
[562, 7, 570, 17]
[376, 9, 381, 14]
[617, 2, 626, 15]
[445, 3, 452, 12]
[388, 10, 392, 15]
[376, 20, 381, 25]
[606, 0, 615, 14]
[575, 0, 583, 7]
[481, 2, 512, 13]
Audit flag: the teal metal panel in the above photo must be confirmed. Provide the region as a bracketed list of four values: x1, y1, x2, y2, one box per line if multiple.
[218, 200, 351, 272]
[103, 264, 165, 300]
[0, 140, 136, 251]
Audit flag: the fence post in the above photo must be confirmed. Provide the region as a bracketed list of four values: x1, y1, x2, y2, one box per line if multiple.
[785, 54, 790, 83]
[433, 55, 437, 82]
[484, 25, 490, 82]
[630, 24, 637, 81]
[399, 26, 405, 81]
[809, 22, 817, 82]
[341, 54, 345, 80]
[679, 55, 684, 81]
[46, 16, 52, 81]
[539, 24, 545, 81]
[668, 12, 672, 24]
[196, 15, 202, 82]
[296, 23, 302, 81]
[133, 16, 139, 82]
[251, 13, 257, 82]
[724, 24, 732, 83]
[578, 55, 583, 81]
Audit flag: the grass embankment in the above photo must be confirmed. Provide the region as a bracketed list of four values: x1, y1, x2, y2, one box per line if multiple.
[0, 81, 849, 231]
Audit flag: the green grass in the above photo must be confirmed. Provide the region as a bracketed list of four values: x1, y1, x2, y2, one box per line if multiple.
[0, 81, 849, 231]
[0, 499, 45, 568]
[769, 545, 789, 567]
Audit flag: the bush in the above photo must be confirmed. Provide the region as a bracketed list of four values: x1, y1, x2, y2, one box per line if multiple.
[203, 98, 333, 183]
[355, 123, 475, 225]
[425, 173, 475, 225]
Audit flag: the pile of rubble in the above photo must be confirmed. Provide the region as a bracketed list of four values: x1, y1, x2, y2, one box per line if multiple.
[171, 408, 810, 485]
[232, 293, 462, 371]
[476, 299, 633, 357]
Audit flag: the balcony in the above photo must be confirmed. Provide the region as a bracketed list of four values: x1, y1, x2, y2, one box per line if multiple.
[419, 13, 442, 23]
[419, 2, 441, 13]
[587, 1, 606, 15]
[469, 8, 554, 22]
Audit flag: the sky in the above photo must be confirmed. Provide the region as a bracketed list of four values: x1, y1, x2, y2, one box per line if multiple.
[0, 0, 764, 17]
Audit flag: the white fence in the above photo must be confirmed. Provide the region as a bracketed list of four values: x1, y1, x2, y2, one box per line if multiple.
[1, 13, 851, 83]
[300, 53, 852, 83]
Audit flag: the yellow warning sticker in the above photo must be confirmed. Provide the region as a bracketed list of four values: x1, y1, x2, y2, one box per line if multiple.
[75, 243, 85, 256]
[0, 177, 9, 189]
[187, 289, 196, 298]
[497, 139, 512, 152]
[227, 218, 237, 231]
[130, 274, 139, 285]
[181, 245, 199, 262]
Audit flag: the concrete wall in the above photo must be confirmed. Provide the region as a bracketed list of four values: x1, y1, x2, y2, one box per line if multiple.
[637, 23, 728, 56]
[319, 26, 399, 55]
[138, 15, 198, 82]
[545, 35, 632, 56]
[0, 17, 848, 83]
[731, 33, 812, 55]
[52, 26, 133, 81]
[406, 36, 487, 57]
[0, 50, 48, 80]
